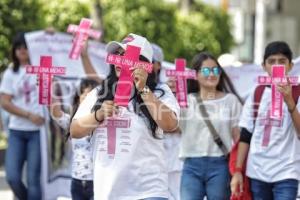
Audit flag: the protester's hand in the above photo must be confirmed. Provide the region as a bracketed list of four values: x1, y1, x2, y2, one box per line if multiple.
[277, 80, 295, 110]
[230, 172, 244, 197]
[97, 100, 118, 120]
[80, 38, 89, 58]
[132, 67, 148, 92]
[28, 113, 45, 126]
[167, 77, 176, 93]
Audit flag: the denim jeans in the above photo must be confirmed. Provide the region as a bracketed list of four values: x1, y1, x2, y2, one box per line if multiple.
[180, 156, 230, 200]
[71, 178, 94, 200]
[143, 198, 168, 200]
[250, 178, 298, 200]
[5, 129, 41, 200]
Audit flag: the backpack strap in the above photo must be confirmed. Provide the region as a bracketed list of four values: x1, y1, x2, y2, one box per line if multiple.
[292, 84, 300, 105]
[253, 85, 266, 125]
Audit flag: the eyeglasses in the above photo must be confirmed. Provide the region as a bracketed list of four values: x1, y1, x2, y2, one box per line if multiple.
[113, 50, 125, 56]
[200, 66, 221, 77]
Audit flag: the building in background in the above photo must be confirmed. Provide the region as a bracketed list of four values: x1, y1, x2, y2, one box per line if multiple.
[176, 0, 300, 64]
[221, 0, 299, 64]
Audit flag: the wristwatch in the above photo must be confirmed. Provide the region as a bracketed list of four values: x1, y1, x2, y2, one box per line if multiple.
[138, 86, 150, 96]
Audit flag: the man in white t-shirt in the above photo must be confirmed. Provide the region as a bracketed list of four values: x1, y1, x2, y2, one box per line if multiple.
[231, 41, 300, 200]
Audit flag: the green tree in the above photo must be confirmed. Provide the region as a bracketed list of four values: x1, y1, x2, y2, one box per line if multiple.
[100, 0, 233, 63]
[175, 1, 234, 64]
[101, 0, 179, 61]
[41, 0, 90, 32]
[0, 0, 234, 71]
[0, 0, 45, 71]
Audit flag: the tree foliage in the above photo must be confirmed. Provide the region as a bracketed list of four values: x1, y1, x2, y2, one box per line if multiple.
[41, 0, 90, 32]
[0, 0, 234, 71]
[0, 0, 44, 70]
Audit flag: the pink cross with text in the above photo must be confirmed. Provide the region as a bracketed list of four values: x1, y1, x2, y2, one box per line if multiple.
[259, 110, 282, 147]
[106, 118, 131, 156]
[166, 59, 197, 107]
[67, 18, 101, 60]
[26, 56, 66, 105]
[106, 45, 153, 106]
[22, 80, 34, 104]
[258, 65, 298, 120]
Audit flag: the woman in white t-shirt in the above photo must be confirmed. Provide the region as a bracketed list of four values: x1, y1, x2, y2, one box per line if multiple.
[70, 33, 180, 200]
[179, 52, 243, 200]
[0, 33, 45, 200]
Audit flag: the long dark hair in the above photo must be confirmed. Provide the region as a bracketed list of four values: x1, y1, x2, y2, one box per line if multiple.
[65, 78, 99, 140]
[188, 52, 243, 103]
[11, 32, 28, 73]
[92, 55, 163, 138]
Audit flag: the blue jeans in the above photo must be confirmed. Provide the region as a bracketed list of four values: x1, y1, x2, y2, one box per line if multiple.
[5, 129, 41, 200]
[71, 178, 94, 200]
[180, 156, 230, 200]
[143, 198, 168, 200]
[250, 178, 298, 200]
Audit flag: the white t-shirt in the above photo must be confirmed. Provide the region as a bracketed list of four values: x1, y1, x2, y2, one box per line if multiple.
[54, 112, 93, 180]
[0, 66, 44, 131]
[73, 83, 180, 200]
[239, 87, 300, 182]
[179, 93, 242, 158]
[163, 133, 183, 172]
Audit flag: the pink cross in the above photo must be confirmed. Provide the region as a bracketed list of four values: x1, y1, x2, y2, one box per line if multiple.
[260, 110, 282, 147]
[258, 65, 298, 120]
[22, 80, 34, 104]
[26, 56, 66, 105]
[67, 18, 101, 60]
[106, 118, 131, 156]
[106, 45, 153, 106]
[166, 59, 197, 107]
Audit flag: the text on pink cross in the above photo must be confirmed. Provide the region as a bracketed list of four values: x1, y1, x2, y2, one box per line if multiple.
[106, 45, 153, 107]
[26, 56, 66, 105]
[258, 65, 298, 120]
[106, 118, 131, 156]
[166, 58, 197, 107]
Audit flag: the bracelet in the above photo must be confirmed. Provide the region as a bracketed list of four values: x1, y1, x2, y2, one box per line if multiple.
[288, 105, 297, 114]
[138, 86, 150, 96]
[94, 109, 102, 123]
[234, 167, 243, 173]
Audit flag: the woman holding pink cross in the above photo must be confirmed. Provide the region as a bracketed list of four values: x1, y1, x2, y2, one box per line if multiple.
[70, 33, 180, 200]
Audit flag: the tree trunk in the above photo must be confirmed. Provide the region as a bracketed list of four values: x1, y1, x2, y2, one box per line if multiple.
[179, 0, 194, 15]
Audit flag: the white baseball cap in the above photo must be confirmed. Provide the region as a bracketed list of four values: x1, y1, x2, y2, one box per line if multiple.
[151, 43, 164, 63]
[106, 33, 153, 63]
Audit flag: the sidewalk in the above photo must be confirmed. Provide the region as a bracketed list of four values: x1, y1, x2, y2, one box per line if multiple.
[0, 167, 13, 200]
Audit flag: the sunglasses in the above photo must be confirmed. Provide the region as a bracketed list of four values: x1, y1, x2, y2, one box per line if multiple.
[113, 50, 125, 56]
[200, 66, 221, 77]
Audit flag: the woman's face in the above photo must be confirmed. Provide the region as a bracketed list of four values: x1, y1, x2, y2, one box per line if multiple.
[15, 45, 29, 63]
[197, 58, 221, 90]
[79, 87, 92, 103]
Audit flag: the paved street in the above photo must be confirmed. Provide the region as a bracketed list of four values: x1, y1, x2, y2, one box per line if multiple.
[0, 167, 13, 200]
